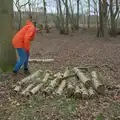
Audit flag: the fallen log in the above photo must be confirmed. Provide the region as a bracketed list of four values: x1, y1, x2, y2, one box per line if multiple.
[73, 67, 91, 88]
[74, 86, 82, 99]
[21, 83, 35, 96]
[14, 70, 42, 92]
[67, 78, 75, 97]
[56, 68, 69, 95]
[80, 83, 89, 100]
[14, 86, 21, 92]
[88, 87, 96, 99]
[30, 73, 50, 95]
[28, 59, 54, 63]
[43, 73, 62, 95]
[91, 71, 105, 95]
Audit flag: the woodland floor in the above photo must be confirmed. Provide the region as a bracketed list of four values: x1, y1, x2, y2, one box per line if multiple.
[0, 28, 120, 120]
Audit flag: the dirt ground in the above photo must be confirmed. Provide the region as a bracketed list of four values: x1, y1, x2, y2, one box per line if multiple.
[0, 29, 120, 120]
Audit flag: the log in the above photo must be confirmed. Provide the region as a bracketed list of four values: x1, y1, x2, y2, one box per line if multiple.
[80, 83, 89, 100]
[14, 70, 42, 92]
[43, 73, 62, 95]
[28, 59, 54, 63]
[30, 73, 50, 95]
[97, 71, 106, 85]
[91, 71, 105, 95]
[30, 83, 43, 95]
[21, 77, 43, 96]
[14, 86, 21, 92]
[74, 86, 82, 99]
[21, 70, 42, 84]
[88, 87, 96, 99]
[73, 67, 91, 88]
[67, 80, 75, 97]
[21, 83, 35, 96]
[56, 68, 69, 95]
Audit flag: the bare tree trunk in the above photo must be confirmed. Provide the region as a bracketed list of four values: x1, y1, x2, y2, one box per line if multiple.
[80, 0, 85, 28]
[109, 0, 119, 37]
[43, 0, 49, 33]
[102, 0, 109, 39]
[65, 0, 69, 34]
[87, 0, 90, 28]
[58, 0, 65, 34]
[0, 0, 16, 71]
[76, 0, 80, 29]
[97, 0, 104, 37]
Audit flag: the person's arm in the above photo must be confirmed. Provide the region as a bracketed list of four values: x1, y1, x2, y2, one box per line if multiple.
[24, 26, 36, 52]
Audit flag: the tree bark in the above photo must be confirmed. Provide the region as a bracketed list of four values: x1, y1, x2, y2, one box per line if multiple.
[91, 71, 105, 95]
[43, 0, 49, 33]
[0, 0, 16, 71]
[76, 0, 80, 29]
[58, 0, 65, 34]
[87, 0, 90, 28]
[73, 67, 91, 88]
[97, 0, 104, 37]
[64, 0, 69, 34]
[56, 68, 69, 95]
[30, 73, 50, 95]
[109, 0, 119, 37]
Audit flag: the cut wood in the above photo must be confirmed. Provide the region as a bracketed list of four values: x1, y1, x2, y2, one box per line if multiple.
[80, 83, 89, 100]
[88, 87, 96, 99]
[67, 79, 75, 97]
[97, 71, 106, 85]
[30, 73, 50, 95]
[91, 71, 105, 95]
[74, 86, 82, 99]
[73, 67, 91, 88]
[29, 59, 54, 63]
[20, 70, 42, 84]
[14, 70, 42, 92]
[21, 83, 35, 96]
[43, 73, 62, 95]
[30, 83, 43, 95]
[14, 86, 21, 92]
[56, 68, 69, 95]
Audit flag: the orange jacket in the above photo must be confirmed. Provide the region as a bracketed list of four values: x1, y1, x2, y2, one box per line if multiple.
[12, 20, 36, 52]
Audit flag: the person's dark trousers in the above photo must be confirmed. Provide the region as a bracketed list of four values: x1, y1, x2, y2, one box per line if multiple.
[13, 48, 29, 73]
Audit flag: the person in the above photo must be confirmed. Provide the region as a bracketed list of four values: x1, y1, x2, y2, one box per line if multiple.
[12, 16, 36, 75]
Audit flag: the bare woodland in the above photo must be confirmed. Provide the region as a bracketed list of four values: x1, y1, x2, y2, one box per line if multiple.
[0, 0, 120, 120]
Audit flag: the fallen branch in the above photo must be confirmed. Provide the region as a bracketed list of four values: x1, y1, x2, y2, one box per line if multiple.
[29, 59, 54, 63]
[73, 67, 91, 88]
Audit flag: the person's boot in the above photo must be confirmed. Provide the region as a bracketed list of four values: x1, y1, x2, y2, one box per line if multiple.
[24, 69, 31, 75]
[11, 71, 18, 77]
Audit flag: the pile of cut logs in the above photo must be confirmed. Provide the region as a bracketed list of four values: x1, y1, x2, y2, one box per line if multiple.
[13, 66, 106, 100]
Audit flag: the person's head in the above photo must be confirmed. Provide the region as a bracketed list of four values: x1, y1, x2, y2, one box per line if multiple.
[27, 15, 36, 27]
[27, 15, 32, 22]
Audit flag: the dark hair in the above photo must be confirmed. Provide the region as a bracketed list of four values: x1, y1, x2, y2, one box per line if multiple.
[28, 14, 32, 21]
[33, 21, 36, 27]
